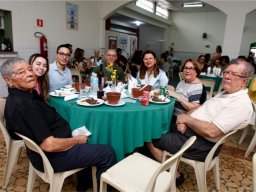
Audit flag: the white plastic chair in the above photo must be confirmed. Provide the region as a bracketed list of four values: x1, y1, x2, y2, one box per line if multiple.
[253, 153, 256, 191]
[70, 68, 82, 83]
[0, 118, 25, 189]
[178, 72, 184, 81]
[238, 102, 256, 158]
[200, 79, 216, 99]
[100, 136, 196, 192]
[15, 133, 97, 192]
[163, 130, 236, 192]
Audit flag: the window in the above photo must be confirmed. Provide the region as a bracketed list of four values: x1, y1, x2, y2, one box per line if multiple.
[136, 0, 154, 13]
[136, 0, 169, 19]
[156, 6, 168, 19]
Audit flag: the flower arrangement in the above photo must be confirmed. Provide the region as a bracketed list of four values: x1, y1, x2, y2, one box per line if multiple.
[111, 70, 117, 91]
[107, 63, 113, 69]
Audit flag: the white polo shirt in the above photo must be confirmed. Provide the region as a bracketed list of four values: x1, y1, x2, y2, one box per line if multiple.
[191, 89, 254, 142]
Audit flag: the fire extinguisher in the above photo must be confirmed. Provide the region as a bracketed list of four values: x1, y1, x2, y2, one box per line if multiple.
[34, 32, 48, 58]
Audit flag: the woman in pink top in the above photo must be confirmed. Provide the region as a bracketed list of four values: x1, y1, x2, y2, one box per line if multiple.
[28, 53, 49, 102]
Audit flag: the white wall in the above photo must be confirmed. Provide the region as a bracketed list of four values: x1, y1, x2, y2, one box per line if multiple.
[170, 11, 226, 54]
[139, 25, 164, 57]
[0, 1, 129, 62]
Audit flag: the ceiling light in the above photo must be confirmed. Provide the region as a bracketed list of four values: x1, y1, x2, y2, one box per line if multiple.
[183, 2, 203, 8]
[133, 21, 143, 26]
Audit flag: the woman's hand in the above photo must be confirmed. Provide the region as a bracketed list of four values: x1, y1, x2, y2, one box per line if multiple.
[166, 90, 178, 99]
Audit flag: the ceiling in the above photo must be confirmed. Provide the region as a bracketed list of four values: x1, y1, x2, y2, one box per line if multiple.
[107, 0, 219, 28]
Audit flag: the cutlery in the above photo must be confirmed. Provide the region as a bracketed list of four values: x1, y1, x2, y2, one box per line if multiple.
[139, 84, 148, 91]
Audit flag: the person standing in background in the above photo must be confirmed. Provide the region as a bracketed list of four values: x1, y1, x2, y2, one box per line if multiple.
[211, 45, 222, 67]
[28, 53, 50, 102]
[116, 48, 128, 72]
[48, 44, 72, 92]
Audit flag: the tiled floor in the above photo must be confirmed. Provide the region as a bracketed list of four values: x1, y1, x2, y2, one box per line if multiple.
[0, 128, 255, 192]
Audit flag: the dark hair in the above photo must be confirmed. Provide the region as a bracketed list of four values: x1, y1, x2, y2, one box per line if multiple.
[56, 44, 71, 53]
[74, 48, 85, 61]
[216, 45, 222, 53]
[28, 53, 49, 102]
[139, 50, 159, 79]
[116, 48, 122, 53]
[181, 59, 201, 77]
[219, 55, 230, 64]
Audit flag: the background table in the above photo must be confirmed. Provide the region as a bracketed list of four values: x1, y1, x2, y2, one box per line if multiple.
[50, 97, 175, 161]
[200, 74, 222, 92]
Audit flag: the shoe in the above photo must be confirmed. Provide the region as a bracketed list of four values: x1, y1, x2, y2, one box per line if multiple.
[176, 172, 185, 186]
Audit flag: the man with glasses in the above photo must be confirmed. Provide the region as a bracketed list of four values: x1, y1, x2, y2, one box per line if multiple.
[93, 49, 125, 82]
[1, 58, 116, 191]
[147, 59, 255, 185]
[49, 44, 73, 92]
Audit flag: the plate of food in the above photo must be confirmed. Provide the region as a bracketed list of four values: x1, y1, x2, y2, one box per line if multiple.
[150, 95, 170, 104]
[76, 97, 104, 107]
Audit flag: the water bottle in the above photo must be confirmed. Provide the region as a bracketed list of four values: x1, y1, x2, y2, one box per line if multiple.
[90, 73, 99, 96]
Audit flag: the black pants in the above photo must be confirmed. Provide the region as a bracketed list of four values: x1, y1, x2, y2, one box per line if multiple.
[153, 127, 222, 162]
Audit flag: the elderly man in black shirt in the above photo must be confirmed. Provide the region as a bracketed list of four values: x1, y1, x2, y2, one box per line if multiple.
[0, 58, 116, 190]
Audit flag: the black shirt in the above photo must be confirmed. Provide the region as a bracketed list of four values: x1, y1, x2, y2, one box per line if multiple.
[5, 88, 71, 144]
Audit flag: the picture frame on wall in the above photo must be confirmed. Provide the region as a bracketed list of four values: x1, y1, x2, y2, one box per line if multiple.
[109, 36, 117, 49]
[66, 2, 78, 30]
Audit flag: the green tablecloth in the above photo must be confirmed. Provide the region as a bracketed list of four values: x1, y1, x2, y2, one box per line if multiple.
[50, 97, 175, 161]
[200, 75, 222, 92]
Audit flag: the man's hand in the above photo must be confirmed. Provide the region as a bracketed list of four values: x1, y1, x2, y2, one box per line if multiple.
[74, 135, 88, 144]
[177, 123, 187, 134]
[176, 113, 188, 124]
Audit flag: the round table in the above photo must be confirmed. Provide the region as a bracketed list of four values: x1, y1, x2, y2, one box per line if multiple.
[50, 97, 175, 161]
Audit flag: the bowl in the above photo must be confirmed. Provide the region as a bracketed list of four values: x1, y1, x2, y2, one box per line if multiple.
[106, 92, 121, 104]
[140, 84, 152, 92]
[132, 88, 142, 98]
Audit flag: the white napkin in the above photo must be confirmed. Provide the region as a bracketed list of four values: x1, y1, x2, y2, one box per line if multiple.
[72, 126, 92, 137]
[128, 76, 138, 95]
[64, 94, 78, 101]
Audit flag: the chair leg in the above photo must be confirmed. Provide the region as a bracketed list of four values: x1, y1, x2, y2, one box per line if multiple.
[26, 163, 37, 192]
[92, 166, 97, 192]
[49, 176, 65, 192]
[99, 177, 107, 192]
[2, 144, 22, 189]
[238, 126, 250, 147]
[194, 164, 208, 192]
[212, 158, 220, 190]
[245, 130, 256, 158]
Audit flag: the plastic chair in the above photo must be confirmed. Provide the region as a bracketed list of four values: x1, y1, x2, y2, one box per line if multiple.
[253, 153, 256, 191]
[0, 118, 25, 189]
[178, 72, 184, 81]
[200, 79, 216, 99]
[15, 133, 97, 192]
[163, 131, 236, 192]
[238, 102, 256, 157]
[100, 136, 196, 192]
[70, 68, 82, 83]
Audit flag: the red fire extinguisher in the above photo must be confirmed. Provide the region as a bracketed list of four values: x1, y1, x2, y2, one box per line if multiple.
[34, 32, 48, 58]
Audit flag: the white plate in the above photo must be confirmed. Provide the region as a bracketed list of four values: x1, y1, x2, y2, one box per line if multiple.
[129, 96, 140, 100]
[149, 98, 170, 104]
[49, 91, 72, 97]
[104, 100, 125, 107]
[77, 98, 104, 107]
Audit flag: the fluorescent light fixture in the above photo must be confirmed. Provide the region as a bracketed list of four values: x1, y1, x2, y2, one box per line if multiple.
[133, 20, 143, 26]
[183, 2, 203, 8]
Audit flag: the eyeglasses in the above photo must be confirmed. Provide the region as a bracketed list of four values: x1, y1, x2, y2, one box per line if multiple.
[106, 54, 116, 58]
[57, 52, 71, 57]
[222, 70, 247, 79]
[12, 67, 33, 78]
[183, 67, 195, 71]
